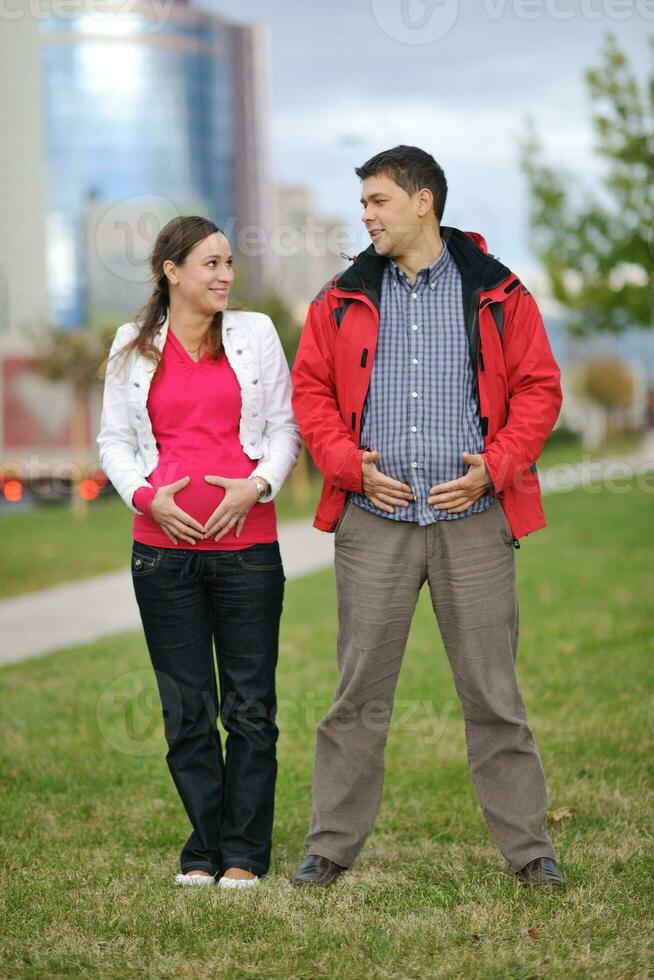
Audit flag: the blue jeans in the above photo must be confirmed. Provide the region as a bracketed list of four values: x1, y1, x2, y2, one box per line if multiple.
[131, 540, 285, 877]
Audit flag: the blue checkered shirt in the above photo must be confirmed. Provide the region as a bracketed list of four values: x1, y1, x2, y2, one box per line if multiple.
[350, 242, 492, 525]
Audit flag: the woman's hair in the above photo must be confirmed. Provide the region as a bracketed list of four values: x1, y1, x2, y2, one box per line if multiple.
[115, 215, 226, 370]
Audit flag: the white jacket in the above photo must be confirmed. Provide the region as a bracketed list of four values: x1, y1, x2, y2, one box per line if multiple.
[97, 310, 302, 513]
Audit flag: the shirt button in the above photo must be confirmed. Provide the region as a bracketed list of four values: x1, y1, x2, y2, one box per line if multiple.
[411, 293, 417, 300]
[411, 462, 418, 468]
[411, 426, 417, 432]
[430, 283, 436, 290]
[411, 392, 418, 398]
[411, 324, 418, 331]
[412, 358, 418, 364]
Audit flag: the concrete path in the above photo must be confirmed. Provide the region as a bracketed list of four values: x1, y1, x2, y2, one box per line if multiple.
[0, 520, 335, 667]
[2, 436, 653, 668]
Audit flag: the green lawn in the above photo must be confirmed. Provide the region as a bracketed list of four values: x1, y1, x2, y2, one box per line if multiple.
[536, 430, 644, 469]
[0, 478, 322, 600]
[0, 433, 645, 600]
[1, 482, 652, 978]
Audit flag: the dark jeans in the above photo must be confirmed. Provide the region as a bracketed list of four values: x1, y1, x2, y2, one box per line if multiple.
[131, 540, 285, 877]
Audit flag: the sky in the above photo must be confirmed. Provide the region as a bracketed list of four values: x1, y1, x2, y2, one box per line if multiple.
[199, 0, 650, 306]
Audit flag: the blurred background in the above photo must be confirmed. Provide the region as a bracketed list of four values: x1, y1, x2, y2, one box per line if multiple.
[0, 0, 651, 521]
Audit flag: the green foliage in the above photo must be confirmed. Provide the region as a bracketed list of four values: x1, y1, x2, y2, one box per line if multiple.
[230, 265, 302, 365]
[583, 356, 635, 409]
[521, 34, 654, 335]
[35, 322, 116, 395]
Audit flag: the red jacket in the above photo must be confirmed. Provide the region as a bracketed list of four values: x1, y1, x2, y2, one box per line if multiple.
[291, 226, 563, 542]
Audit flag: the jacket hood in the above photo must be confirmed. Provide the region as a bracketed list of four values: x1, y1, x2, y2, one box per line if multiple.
[335, 226, 512, 299]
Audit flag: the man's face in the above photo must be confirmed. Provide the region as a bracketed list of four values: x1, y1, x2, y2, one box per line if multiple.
[360, 174, 423, 258]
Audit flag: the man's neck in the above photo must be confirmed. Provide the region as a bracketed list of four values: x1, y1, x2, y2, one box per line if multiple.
[391, 229, 444, 285]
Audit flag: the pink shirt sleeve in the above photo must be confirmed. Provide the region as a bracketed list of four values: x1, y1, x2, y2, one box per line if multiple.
[133, 486, 156, 517]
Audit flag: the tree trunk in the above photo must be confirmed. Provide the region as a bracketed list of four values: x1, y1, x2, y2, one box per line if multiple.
[289, 447, 312, 508]
[71, 392, 89, 519]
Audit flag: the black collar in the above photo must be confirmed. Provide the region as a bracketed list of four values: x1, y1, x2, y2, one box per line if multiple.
[335, 226, 511, 306]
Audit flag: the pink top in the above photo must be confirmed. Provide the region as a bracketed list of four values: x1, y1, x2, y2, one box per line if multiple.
[132, 329, 277, 550]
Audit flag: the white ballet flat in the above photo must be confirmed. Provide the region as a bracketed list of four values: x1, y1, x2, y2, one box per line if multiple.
[218, 874, 260, 890]
[175, 872, 216, 886]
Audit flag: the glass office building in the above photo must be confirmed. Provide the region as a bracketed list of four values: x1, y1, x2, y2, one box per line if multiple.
[32, 2, 269, 328]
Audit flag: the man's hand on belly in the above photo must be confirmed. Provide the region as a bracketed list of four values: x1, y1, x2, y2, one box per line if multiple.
[427, 451, 493, 513]
[361, 450, 414, 514]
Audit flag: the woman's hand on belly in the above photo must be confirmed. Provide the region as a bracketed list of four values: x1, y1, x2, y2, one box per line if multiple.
[150, 476, 206, 546]
[203, 475, 263, 542]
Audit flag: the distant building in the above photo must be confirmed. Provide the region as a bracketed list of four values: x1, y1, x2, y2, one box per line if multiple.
[270, 184, 358, 321]
[0, 0, 271, 348]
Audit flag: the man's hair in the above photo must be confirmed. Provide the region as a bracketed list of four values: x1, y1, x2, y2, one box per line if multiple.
[355, 145, 448, 221]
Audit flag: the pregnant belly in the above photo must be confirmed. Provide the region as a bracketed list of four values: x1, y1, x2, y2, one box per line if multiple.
[147, 460, 247, 525]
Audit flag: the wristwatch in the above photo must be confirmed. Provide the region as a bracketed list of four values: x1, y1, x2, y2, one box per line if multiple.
[249, 477, 268, 500]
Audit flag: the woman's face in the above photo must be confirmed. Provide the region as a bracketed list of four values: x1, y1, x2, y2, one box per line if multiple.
[164, 232, 234, 314]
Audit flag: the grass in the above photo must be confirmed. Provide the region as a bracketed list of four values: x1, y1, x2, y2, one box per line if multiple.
[0, 432, 646, 601]
[535, 429, 645, 469]
[1, 481, 653, 978]
[0, 478, 322, 600]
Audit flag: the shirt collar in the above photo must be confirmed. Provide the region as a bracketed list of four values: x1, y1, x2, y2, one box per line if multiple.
[390, 241, 451, 289]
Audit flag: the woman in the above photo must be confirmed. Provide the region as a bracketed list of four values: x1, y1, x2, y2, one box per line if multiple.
[98, 216, 301, 889]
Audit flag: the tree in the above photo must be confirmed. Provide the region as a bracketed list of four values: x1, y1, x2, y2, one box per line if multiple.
[521, 34, 653, 336]
[229, 267, 303, 364]
[583, 355, 636, 439]
[35, 323, 115, 516]
[230, 269, 313, 505]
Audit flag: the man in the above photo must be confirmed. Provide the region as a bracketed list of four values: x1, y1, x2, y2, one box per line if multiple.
[290, 145, 564, 890]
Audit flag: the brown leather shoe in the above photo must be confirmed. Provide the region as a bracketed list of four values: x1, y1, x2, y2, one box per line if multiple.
[291, 854, 347, 887]
[515, 856, 565, 889]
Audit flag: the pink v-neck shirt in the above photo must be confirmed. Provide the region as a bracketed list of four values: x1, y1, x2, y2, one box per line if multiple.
[133, 329, 277, 550]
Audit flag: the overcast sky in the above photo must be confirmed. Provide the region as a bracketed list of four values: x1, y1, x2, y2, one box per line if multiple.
[200, 0, 649, 297]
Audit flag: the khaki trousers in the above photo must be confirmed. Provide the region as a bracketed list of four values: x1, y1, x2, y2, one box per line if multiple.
[304, 498, 557, 873]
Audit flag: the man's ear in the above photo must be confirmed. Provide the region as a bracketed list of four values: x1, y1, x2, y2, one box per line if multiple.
[416, 187, 434, 218]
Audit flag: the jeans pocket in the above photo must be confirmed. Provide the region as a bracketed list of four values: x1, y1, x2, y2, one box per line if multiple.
[131, 544, 163, 577]
[235, 543, 284, 573]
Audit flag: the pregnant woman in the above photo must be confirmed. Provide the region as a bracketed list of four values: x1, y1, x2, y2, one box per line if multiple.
[98, 215, 301, 889]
